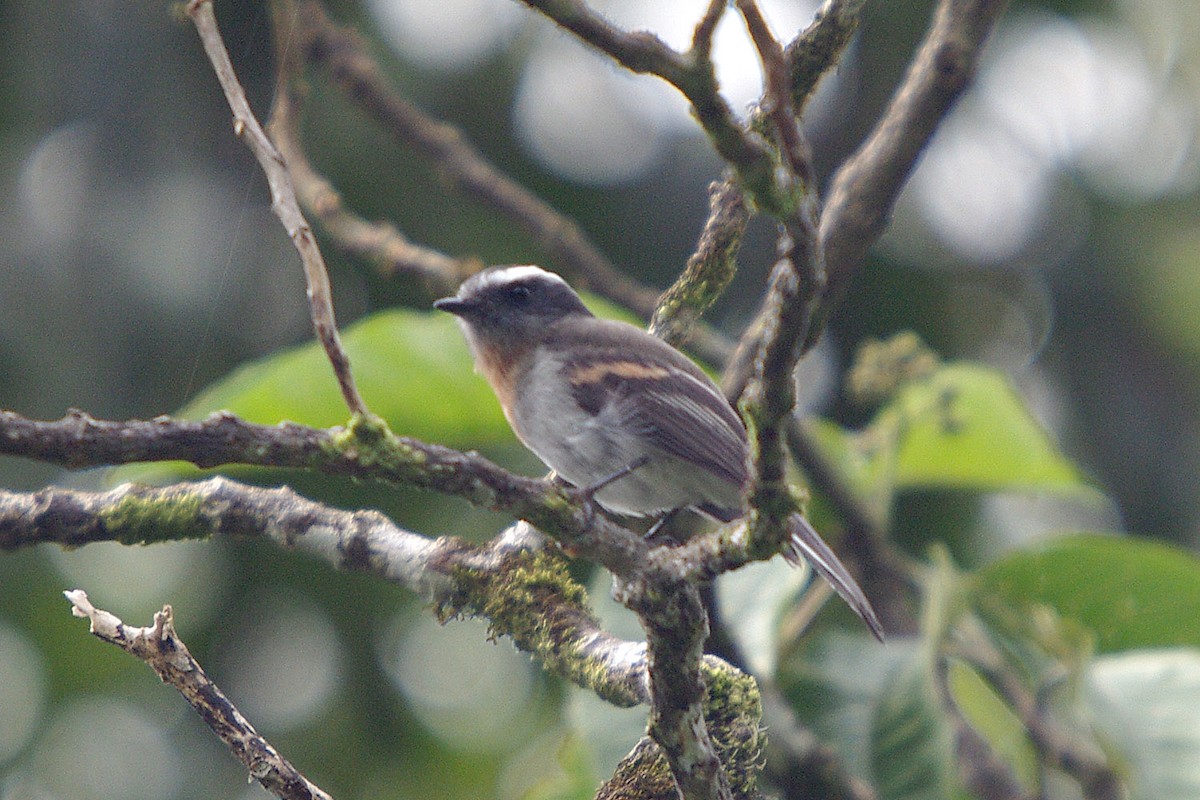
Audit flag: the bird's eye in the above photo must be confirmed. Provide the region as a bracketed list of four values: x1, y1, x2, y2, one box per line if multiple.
[506, 284, 533, 303]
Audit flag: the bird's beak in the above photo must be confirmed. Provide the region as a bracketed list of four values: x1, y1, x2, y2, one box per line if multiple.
[433, 297, 473, 316]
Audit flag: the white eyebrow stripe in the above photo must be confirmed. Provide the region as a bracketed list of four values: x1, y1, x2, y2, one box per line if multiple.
[478, 265, 568, 290]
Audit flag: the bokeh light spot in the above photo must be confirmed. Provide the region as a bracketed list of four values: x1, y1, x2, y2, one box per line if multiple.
[218, 593, 342, 732]
[368, 0, 524, 70]
[514, 42, 667, 185]
[18, 122, 97, 251]
[379, 613, 537, 752]
[50, 540, 227, 627]
[911, 113, 1051, 263]
[0, 623, 46, 764]
[31, 698, 180, 800]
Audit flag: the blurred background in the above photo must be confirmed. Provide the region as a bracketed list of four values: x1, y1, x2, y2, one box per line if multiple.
[1, 0, 1198, 798]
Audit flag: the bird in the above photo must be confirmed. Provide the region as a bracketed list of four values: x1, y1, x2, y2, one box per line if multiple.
[434, 265, 882, 640]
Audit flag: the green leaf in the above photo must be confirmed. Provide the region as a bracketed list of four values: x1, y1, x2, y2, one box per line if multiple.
[806, 363, 1094, 523]
[782, 632, 916, 784]
[1086, 648, 1200, 800]
[715, 557, 808, 676]
[945, 659, 1039, 792]
[980, 535, 1200, 652]
[870, 654, 957, 800]
[889, 363, 1088, 494]
[178, 308, 509, 446]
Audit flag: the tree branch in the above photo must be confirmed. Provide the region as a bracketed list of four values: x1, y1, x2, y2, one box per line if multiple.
[64, 590, 335, 800]
[286, 6, 644, 295]
[185, 0, 366, 416]
[267, 8, 470, 297]
[933, 655, 1033, 800]
[649, 178, 748, 349]
[690, 0, 726, 60]
[785, 0, 867, 113]
[817, 0, 1009, 328]
[8, 479, 647, 705]
[517, 0, 788, 218]
[618, 574, 734, 800]
[0, 405, 788, 797]
[0, 408, 654, 576]
[14, 479, 767, 795]
[956, 629, 1123, 800]
[737, 0, 814, 187]
[5, 3, 1021, 798]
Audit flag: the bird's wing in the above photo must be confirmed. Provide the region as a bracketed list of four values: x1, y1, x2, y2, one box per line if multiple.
[555, 317, 749, 491]
[612, 372, 749, 489]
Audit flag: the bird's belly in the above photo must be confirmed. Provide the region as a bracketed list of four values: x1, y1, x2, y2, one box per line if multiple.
[513, 380, 739, 517]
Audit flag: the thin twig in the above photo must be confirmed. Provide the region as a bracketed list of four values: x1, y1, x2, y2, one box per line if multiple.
[785, 0, 868, 113]
[737, 0, 813, 186]
[740, 195, 827, 559]
[517, 0, 787, 218]
[649, 178, 748, 348]
[185, 0, 366, 416]
[816, 0, 1009, 338]
[691, 0, 727, 59]
[956, 628, 1123, 800]
[933, 655, 1033, 800]
[784, 419, 917, 634]
[267, 5, 470, 295]
[759, 683, 880, 800]
[287, 5, 650, 300]
[65, 590, 335, 800]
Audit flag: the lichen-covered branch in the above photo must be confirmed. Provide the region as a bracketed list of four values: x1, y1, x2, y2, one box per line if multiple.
[434, 521, 652, 708]
[736, 151, 827, 566]
[185, 0, 366, 416]
[785, 0, 867, 113]
[6, 479, 646, 705]
[15, 480, 765, 795]
[649, 178, 748, 350]
[617, 573, 734, 800]
[0, 408, 654, 576]
[598, 660, 764, 800]
[0, 404, 786, 797]
[0, 409, 815, 606]
[65, 590, 335, 800]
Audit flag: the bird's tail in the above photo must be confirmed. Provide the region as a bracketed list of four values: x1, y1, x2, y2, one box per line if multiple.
[785, 515, 885, 642]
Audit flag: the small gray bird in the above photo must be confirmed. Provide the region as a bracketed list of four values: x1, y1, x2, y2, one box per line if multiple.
[435, 265, 882, 640]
